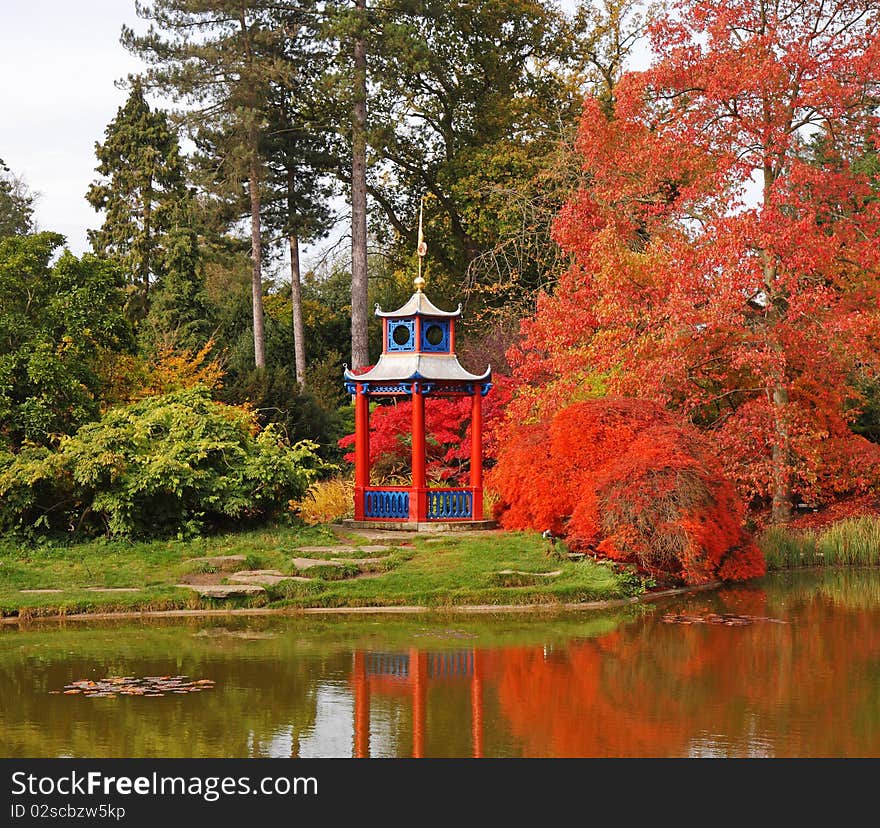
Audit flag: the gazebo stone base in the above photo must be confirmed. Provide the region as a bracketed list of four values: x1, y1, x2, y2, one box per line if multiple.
[341, 519, 497, 533]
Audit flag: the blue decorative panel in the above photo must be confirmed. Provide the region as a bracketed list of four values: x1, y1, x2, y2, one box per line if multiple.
[365, 489, 410, 519]
[427, 489, 473, 520]
[420, 319, 450, 352]
[366, 383, 413, 394]
[387, 319, 416, 352]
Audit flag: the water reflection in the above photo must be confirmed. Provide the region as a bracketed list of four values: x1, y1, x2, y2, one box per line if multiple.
[349, 649, 485, 758]
[2, 570, 880, 758]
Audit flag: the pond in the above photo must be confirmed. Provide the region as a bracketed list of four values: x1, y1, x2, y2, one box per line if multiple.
[2, 570, 880, 758]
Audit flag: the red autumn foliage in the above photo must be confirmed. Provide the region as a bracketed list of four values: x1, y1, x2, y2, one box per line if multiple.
[489, 397, 765, 584]
[339, 377, 512, 484]
[505, 0, 880, 518]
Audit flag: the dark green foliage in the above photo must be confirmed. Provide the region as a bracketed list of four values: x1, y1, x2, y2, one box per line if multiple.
[0, 158, 34, 238]
[0, 233, 131, 448]
[218, 367, 350, 465]
[321, 0, 578, 311]
[140, 200, 215, 353]
[87, 82, 194, 315]
[0, 387, 323, 538]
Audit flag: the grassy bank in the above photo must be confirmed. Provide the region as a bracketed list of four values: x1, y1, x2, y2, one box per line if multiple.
[0, 525, 644, 619]
[758, 516, 880, 570]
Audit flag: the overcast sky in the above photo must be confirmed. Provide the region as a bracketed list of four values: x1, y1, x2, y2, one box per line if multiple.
[0, 1, 147, 254]
[1, 0, 589, 259]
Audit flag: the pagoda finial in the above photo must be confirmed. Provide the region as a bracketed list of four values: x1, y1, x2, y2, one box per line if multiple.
[414, 195, 427, 292]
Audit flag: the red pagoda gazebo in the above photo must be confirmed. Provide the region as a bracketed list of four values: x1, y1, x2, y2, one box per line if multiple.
[343, 256, 492, 529]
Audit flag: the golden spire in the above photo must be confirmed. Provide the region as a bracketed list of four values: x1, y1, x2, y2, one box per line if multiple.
[414, 195, 427, 292]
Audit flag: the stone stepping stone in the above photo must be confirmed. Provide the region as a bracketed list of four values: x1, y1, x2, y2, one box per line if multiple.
[322, 546, 393, 563]
[228, 570, 293, 586]
[20, 589, 64, 594]
[85, 587, 142, 593]
[176, 584, 265, 598]
[497, 569, 562, 578]
[291, 558, 347, 570]
[331, 557, 387, 567]
[297, 545, 352, 554]
[185, 555, 247, 571]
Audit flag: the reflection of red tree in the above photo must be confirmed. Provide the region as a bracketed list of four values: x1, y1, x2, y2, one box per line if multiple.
[492, 584, 880, 757]
[349, 580, 880, 756]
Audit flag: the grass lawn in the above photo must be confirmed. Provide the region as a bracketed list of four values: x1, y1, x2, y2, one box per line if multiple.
[0, 524, 645, 618]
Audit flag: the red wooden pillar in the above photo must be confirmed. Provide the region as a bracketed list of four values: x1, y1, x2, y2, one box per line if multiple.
[411, 648, 427, 758]
[471, 649, 484, 758]
[354, 385, 369, 520]
[470, 388, 483, 520]
[353, 652, 370, 758]
[410, 384, 427, 522]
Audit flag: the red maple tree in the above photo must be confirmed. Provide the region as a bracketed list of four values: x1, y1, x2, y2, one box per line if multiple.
[489, 397, 764, 584]
[507, 0, 880, 521]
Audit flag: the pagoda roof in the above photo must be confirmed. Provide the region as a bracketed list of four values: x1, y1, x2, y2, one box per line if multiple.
[344, 353, 491, 384]
[375, 292, 461, 319]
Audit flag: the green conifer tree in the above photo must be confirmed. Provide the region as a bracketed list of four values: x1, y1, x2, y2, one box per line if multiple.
[87, 82, 191, 318]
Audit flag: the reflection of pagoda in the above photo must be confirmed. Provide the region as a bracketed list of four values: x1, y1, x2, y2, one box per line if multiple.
[351, 649, 485, 758]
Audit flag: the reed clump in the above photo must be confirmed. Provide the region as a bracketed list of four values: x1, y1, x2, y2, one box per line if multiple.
[759, 516, 880, 570]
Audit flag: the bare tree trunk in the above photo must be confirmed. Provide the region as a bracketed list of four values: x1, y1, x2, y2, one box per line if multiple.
[249, 157, 266, 369]
[762, 163, 791, 523]
[350, 0, 369, 370]
[289, 231, 306, 388]
[142, 175, 152, 302]
[771, 383, 792, 523]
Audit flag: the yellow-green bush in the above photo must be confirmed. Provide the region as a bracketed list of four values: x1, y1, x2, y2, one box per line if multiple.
[293, 477, 353, 525]
[0, 388, 323, 538]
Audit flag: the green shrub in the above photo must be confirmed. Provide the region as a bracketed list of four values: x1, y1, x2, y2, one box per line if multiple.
[0, 387, 324, 538]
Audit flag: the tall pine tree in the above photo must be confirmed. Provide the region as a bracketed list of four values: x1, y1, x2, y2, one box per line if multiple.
[87, 81, 190, 317]
[123, 0, 303, 369]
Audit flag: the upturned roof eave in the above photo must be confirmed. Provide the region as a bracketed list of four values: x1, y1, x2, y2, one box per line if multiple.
[374, 292, 462, 319]
[344, 355, 491, 384]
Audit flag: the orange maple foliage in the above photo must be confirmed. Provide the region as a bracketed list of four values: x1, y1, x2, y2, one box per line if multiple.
[489, 397, 764, 584]
[101, 340, 224, 407]
[506, 0, 880, 516]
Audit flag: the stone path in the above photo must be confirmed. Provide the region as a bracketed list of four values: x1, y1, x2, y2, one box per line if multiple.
[296, 545, 391, 556]
[87, 587, 141, 593]
[331, 557, 386, 567]
[497, 569, 562, 578]
[291, 557, 348, 571]
[185, 555, 247, 571]
[228, 570, 311, 586]
[176, 584, 265, 598]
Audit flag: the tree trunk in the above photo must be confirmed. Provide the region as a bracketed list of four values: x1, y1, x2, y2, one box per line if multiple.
[249, 157, 266, 369]
[771, 383, 792, 523]
[350, 0, 370, 371]
[142, 175, 152, 302]
[762, 164, 791, 523]
[289, 231, 306, 388]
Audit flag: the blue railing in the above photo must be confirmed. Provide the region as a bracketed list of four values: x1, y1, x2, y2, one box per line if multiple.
[365, 489, 410, 519]
[427, 489, 473, 520]
[365, 652, 410, 678]
[427, 650, 474, 678]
